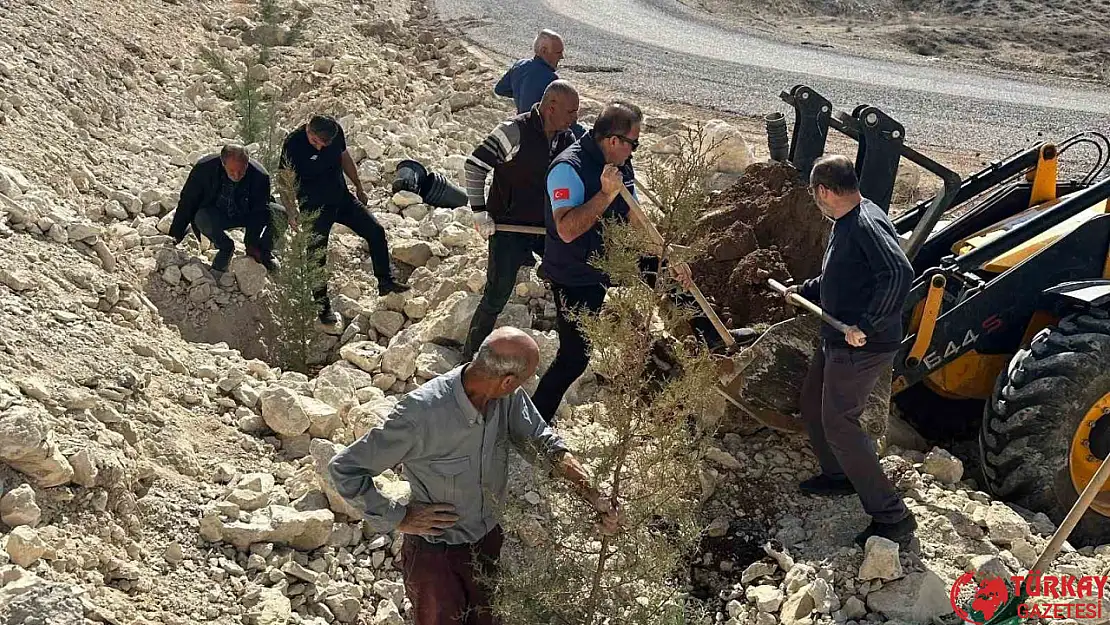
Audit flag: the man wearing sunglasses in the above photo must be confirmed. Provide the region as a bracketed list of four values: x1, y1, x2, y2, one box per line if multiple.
[532, 101, 752, 424]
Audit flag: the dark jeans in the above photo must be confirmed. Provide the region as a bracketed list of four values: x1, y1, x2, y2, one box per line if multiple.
[461, 232, 545, 360]
[400, 526, 504, 625]
[302, 191, 393, 312]
[193, 202, 282, 264]
[531, 281, 607, 423]
[801, 342, 908, 524]
[531, 256, 720, 423]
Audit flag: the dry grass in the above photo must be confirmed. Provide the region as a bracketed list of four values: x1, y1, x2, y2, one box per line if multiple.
[691, 0, 1110, 79]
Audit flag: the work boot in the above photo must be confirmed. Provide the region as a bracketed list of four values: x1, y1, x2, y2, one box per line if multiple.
[854, 511, 918, 547]
[799, 473, 856, 497]
[318, 304, 339, 326]
[212, 248, 233, 273]
[246, 245, 280, 273]
[262, 256, 280, 273]
[378, 277, 411, 296]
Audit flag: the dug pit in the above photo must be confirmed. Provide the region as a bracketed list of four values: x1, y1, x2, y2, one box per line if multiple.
[690, 161, 829, 329]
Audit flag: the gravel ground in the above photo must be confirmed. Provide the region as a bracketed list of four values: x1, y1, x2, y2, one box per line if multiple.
[431, 0, 1110, 157]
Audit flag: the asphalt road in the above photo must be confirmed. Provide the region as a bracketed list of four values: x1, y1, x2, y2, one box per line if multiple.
[432, 0, 1110, 158]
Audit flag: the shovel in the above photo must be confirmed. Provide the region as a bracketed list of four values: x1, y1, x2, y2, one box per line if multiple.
[713, 279, 894, 438]
[617, 188, 823, 433]
[979, 452, 1110, 625]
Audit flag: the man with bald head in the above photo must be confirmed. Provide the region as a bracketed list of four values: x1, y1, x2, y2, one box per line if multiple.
[170, 144, 282, 272]
[496, 29, 565, 115]
[329, 326, 618, 625]
[460, 80, 580, 360]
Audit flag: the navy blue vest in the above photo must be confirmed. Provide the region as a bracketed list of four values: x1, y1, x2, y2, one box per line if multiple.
[543, 132, 636, 287]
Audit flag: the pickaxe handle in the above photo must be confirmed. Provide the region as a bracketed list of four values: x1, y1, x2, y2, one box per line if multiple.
[767, 278, 852, 335]
[495, 224, 547, 235]
[618, 185, 735, 348]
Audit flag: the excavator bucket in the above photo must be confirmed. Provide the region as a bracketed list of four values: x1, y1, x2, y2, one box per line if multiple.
[715, 312, 892, 441]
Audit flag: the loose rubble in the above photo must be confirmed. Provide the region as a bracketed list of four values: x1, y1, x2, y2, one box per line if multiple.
[0, 0, 1108, 624]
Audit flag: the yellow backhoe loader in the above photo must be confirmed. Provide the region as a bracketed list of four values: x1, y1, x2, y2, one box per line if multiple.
[734, 84, 1110, 545]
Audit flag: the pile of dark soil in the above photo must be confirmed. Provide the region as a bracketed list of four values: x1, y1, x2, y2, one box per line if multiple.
[690, 161, 829, 328]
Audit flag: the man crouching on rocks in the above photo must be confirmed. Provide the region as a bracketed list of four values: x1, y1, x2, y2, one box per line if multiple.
[169, 144, 282, 273]
[328, 326, 620, 625]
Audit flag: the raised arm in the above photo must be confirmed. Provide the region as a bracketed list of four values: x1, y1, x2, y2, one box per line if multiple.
[548, 163, 623, 243]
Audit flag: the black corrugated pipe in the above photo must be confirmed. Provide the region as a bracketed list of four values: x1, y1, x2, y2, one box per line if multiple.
[765, 112, 790, 162]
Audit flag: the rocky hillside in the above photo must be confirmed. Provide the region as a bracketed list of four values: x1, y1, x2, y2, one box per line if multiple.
[1, 0, 1110, 624]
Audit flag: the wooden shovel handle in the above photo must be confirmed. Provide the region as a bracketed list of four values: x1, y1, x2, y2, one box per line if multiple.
[767, 278, 853, 335]
[1031, 452, 1110, 576]
[618, 186, 735, 348]
[494, 224, 546, 235]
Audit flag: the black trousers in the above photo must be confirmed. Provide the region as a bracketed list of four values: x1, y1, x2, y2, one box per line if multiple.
[801, 342, 908, 524]
[193, 202, 281, 260]
[302, 191, 393, 311]
[530, 257, 721, 423]
[461, 231, 545, 360]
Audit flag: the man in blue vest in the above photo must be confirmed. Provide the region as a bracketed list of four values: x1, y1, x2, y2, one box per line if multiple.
[531, 101, 753, 423]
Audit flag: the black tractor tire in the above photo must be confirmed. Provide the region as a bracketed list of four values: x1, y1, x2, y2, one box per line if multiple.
[979, 308, 1110, 546]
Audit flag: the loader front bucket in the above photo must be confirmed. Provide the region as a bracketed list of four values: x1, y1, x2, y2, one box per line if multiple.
[716, 313, 892, 442]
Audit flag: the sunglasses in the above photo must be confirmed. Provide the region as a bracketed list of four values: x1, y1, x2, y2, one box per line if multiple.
[611, 135, 639, 151]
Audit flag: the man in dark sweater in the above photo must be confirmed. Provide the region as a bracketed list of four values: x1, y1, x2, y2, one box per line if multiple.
[170, 144, 282, 273]
[460, 80, 580, 361]
[279, 115, 409, 325]
[785, 154, 916, 547]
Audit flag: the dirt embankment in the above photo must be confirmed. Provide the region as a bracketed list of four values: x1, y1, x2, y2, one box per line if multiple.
[691, 162, 829, 328]
[684, 0, 1110, 80]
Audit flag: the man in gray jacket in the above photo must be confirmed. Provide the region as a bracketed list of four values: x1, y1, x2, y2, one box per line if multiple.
[328, 326, 619, 625]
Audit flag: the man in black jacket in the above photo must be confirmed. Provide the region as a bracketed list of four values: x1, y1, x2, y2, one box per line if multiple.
[785, 154, 917, 547]
[460, 80, 580, 360]
[170, 144, 281, 272]
[280, 115, 409, 325]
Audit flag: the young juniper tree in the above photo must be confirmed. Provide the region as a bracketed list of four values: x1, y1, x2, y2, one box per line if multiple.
[489, 123, 727, 625]
[269, 168, 329, 374]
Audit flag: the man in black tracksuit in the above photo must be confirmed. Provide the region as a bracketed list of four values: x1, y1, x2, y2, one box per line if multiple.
[460, 80, 580, 361]
[280, 115, 409, 325]
[786, 154, 917, 547]
[170, 144, 282, 272]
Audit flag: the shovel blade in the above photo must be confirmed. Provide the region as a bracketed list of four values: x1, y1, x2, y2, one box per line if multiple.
[718, 314, 892, 440]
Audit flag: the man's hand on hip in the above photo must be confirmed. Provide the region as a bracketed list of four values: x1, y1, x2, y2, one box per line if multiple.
[397, 503, 459, 537]
[845, 325, 867, 347]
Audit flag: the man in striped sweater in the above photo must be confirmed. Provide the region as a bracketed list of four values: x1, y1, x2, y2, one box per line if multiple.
[460, 80, 580, 361]
[784, 154, 918, 547]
